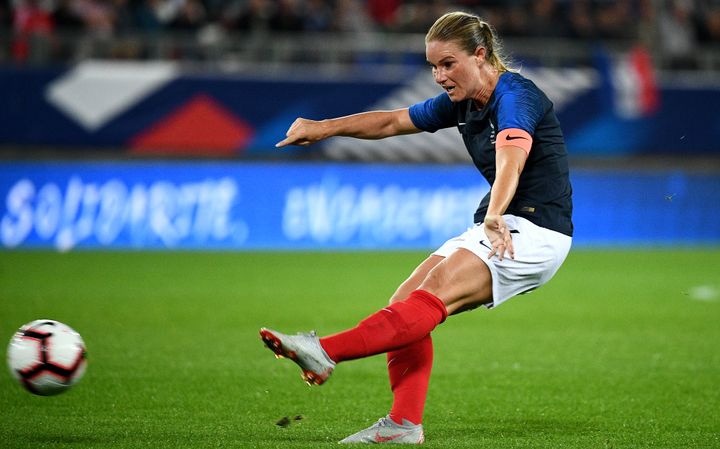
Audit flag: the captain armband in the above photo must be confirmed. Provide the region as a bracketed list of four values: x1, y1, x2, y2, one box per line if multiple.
[496, 128, 533, 154]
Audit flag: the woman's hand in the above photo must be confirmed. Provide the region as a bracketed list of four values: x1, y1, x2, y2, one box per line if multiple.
[483, 214, 514, 261]
[276, 118, 327, 147]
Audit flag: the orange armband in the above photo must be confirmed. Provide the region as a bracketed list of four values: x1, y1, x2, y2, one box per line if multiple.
[496, 128, 532, 154]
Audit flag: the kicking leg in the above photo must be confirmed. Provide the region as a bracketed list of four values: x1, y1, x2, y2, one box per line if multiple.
[320, 248, 492, 362]
[260, 249, 493, 385]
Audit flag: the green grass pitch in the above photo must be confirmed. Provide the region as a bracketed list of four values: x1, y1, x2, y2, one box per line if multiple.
[1, 249, 719, 448]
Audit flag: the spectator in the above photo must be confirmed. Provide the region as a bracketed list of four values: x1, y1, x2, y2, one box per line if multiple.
[12, 0, 55, 62]
[658, 0, 698, 69]
[269, 0, 303, 32]
[367, 0, 401, 30]
[222, 0, 273, 32]
[567, 0, 596, 39]
[502, 3, 530, 37]
[333, 0, 374, 33]
[60, 0, 116, 36]
[594, 0, 638, 40]
[6, 0, 718, 68]
[697, 0, 720, 41]
[0, 0, 11, 28]
[169, 0, 205, 31]
[526, 0, 569, 38]
[303, 0, 333, 32]
[393, 0, 454, 34]
[135, 0, 185, 32]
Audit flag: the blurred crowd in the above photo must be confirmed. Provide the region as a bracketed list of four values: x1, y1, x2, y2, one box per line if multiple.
[3, 0, 720, 67]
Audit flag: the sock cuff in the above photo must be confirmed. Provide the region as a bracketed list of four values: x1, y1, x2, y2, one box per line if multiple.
[410, 289, 448, 324]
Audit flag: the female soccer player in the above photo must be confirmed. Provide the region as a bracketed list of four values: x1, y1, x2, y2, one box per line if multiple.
[261, 11, 573, 444]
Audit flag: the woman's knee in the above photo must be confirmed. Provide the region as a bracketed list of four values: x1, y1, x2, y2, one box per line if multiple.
[416, 264, 451, 299]
[388, 255, 444, 305]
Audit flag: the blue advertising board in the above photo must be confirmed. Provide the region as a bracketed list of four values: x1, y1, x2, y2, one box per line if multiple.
[0, 162, 487, 251]
[1, 162, 718, 251]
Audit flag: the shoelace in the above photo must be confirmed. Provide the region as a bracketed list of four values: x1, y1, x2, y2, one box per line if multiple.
[375, 417, 399, 429]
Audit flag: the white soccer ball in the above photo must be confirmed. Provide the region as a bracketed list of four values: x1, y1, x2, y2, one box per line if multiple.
[7, 319, 87, 396]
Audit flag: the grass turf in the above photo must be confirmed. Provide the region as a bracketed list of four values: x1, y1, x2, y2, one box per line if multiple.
[0, 249, 719, 448]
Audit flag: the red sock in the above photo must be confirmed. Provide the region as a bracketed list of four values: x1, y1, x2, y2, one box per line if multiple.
[320, 290, 447, 363]
[387, 334, 433, 426]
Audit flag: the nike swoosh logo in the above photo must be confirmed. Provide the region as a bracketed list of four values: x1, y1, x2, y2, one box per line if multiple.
[374, 432, 406, 443]
[478, 240, 492, 250]
[506, 135, 528, 141]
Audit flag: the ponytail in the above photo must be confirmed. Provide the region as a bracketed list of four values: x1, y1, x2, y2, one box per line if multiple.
[426, 12, 512, 73]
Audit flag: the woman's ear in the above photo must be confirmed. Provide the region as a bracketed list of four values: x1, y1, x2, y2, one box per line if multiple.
[475, 46, 486, 65]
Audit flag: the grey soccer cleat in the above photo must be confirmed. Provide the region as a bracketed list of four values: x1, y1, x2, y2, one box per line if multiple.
[259, 327, 336, 385]
[339, 416, 425, 444]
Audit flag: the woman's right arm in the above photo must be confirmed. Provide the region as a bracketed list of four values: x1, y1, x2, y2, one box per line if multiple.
[276, 108, 420, 147]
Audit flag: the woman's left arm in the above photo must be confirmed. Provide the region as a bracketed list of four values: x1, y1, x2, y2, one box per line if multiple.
[483, 144, 528, 260]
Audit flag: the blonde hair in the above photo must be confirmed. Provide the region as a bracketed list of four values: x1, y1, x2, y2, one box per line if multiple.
[426, 11, 512, 73]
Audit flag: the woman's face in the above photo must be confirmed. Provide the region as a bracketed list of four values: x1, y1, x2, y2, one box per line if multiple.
[426, 40, 484, 102]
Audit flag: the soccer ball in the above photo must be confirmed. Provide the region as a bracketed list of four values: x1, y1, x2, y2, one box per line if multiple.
[7, 319, 87, 396]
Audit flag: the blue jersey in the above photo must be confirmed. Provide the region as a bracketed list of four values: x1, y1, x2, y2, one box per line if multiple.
[409, 71, 573, 237]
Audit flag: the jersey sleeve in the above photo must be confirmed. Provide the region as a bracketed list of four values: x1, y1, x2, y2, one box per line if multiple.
[408, 93, 456, 133]
[495, 80, 544, 135]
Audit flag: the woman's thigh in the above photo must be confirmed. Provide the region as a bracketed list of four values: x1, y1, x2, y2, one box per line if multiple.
[418, 248, 494, 315]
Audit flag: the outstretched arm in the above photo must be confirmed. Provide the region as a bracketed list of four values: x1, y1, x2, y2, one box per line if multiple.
[276, 108, 420, 147]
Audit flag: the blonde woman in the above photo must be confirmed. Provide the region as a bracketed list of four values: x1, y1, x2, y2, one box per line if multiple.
[262, 11, 573, 444]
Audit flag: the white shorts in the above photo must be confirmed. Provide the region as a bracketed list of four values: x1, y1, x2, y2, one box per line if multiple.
[433, 215, 572, 308]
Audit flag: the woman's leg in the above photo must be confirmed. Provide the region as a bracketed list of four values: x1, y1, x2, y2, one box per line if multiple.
[260, 249, 494, 390]
[385, 256, 443, 426]
[416, 248, 494, 315]
[320, 248, 493, 363]
[387, 334, 433, 425]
